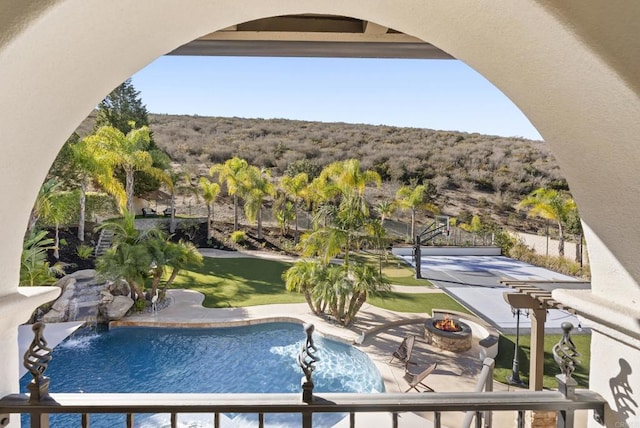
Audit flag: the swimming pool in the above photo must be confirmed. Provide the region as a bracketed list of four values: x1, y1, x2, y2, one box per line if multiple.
[20, 322, 384, 427]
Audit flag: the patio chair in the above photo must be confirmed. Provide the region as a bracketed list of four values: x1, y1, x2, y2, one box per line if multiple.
[389, 335, 416, 366]
[404, 362, 437, 392]
[142, 207, 157, 217]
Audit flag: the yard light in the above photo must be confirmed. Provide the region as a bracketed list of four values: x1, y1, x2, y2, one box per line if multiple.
[507, 308, 527, 386]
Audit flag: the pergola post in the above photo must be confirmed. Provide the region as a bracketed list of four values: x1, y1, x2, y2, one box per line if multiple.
[502, 292, 549, 389]
[529, 307, 547, 392]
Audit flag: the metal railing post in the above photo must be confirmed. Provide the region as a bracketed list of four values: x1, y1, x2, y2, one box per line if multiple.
[462, 358, 495, 428]
[553, 322, 580, 428]
[23, 322, 53, 428]
[298, 323, 319, 428]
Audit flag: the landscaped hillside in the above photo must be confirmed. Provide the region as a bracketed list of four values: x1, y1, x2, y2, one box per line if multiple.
[74, 112, 566, 234]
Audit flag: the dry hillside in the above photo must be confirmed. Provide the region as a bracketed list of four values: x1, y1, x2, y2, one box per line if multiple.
[74, 113, 568, 235]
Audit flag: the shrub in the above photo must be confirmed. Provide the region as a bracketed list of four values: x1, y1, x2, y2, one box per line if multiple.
[133, 299, 148, 312]
[76, 244, 94, 260]
[507, 241, 590, 279]
[230, 230, 247, 243]
[178, 220, 201, 241]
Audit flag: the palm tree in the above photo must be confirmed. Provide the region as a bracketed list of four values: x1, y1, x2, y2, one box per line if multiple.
[301, 161, 380, 270]
[97, 241, 151, 300]
[69, 137, 125, 240]
[344, 262, 390, 326]
[198, 177, 221, 239]
[365, 218, 389, 275]
[42, 191, 77, 260]
[376, 200, 395, 225]
[164, 169, 186, 234]
[517, 187, 577, 256]
[395, 183, 439, 240]
[243, 166, 275, 240]
[282, 259, 322, 314]
[273, 197, 295, 236]
[84, 124, 168, 213]
[27, 179, 62, 234]
[311, 263, 350, 321]
[147, 238, 203, 298]
[210, 157, 250, 231]
[319, 159, 381, 197]
[163, 240, 203, 292]
[20, 230, 65, 286]
[95, 210, 164, 300]
[279, 172, 309, 241]
[300, 226, 348, 265]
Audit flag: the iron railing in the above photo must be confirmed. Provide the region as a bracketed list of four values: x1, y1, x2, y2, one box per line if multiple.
[0, 389, 606, 428]
[0, 322, 606, 428]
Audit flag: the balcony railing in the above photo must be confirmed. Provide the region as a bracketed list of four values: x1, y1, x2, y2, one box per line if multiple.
[0, 389, 606, 428]
[0, 322, 606, 428]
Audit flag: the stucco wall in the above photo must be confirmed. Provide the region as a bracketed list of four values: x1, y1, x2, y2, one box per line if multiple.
[1, 2, 639, 426]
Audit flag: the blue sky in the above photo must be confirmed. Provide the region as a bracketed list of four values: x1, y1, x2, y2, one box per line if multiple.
[132, 56, 542, 140]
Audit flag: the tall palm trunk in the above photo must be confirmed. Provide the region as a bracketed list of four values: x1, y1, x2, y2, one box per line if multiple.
[53, 223, 60, 260]
[233, 194, 239, 231]
[206, 204, 214, 238]
[345, 291, 367, 326]
[125, 168, 135, 214]
[303, 291, 319, 315]
[78, 181, 87, 241]
[410, 208, 416, 241]
[294, 202, 299, 242]
[163, 268, 180, 292]
[169, 193, 176, 233]
[129, 280, 145, 301]
[557, 221, 565, 256]
[257, 206, 263, 239]
[151, 272, 162, 298]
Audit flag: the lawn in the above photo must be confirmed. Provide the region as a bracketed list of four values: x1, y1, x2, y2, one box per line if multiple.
[368, 292, 471, 315]
[351, 252, 433, 287]
[170, 255, 461, 315]
[493, 333, 591, 389]
[169, 257, 304, 307]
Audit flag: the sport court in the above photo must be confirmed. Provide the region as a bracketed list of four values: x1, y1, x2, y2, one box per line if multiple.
[392, 248, 584, 334]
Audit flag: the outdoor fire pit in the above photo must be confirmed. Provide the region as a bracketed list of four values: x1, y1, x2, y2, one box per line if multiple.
[424, 315, 473, 352]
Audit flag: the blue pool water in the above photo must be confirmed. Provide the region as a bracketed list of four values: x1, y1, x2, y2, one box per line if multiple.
[20, 323, 383, 427]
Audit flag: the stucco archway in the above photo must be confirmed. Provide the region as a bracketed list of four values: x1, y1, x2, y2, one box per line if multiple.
[1, 2, 639, 426]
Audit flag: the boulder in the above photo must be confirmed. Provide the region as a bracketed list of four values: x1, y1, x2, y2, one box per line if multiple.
[67, 269, 97, 281]
[108, 280, 131, 297]
[101, 295, 134, 321]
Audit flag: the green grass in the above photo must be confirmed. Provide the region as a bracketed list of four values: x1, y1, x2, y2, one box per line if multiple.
[170, 257, 304, 307]
[494, 333, 591, 389]
[368, 292, 471, 314]
[351, 252, 433, 287]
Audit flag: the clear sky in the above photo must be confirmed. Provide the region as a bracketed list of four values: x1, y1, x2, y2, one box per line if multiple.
[131, 56, 542, 140]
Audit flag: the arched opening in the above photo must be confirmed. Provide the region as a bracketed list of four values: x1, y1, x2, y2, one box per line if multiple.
[2, 2, 640, 425]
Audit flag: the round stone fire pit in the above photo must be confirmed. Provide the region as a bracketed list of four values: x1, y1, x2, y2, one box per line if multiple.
[424, 317, 473, 352]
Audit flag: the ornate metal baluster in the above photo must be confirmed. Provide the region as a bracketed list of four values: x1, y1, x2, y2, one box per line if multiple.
[298, 323, 319, 428]
[23, 322, 52, 404]
[297, 323, 319, 403]
[553, 322, 580, 428]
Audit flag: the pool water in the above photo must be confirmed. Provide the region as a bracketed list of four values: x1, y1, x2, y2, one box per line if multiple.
[20, 323, 383, 427]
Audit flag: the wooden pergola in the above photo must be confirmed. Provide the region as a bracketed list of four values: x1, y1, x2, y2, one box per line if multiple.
[500, 280, 591, 391]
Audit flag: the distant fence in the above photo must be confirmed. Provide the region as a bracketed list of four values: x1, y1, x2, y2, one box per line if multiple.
[513, 231, 587, 263]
